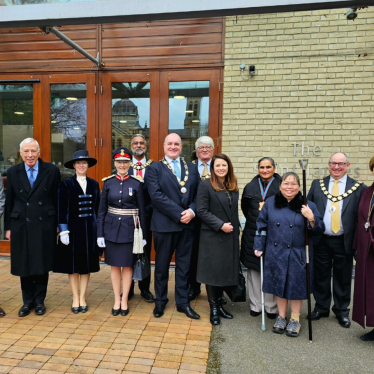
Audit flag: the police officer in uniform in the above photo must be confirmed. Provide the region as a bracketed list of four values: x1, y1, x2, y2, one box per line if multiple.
[97, 147, 146, 316]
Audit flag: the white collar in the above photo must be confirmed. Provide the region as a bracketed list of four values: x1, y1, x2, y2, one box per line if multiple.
[132, 157, 147, 165]
[329, 174, 348, 184]
[165, 156, 180, 164]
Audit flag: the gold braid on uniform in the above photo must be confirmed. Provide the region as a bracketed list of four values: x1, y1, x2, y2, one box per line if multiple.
[130, 175, 144, 183]
[319, 178, 363, 202]
[102, 175, 115, 182]
[130, 159, 153, 170]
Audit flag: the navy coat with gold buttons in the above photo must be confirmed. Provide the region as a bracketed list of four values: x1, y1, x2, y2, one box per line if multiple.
[254, 192, 324, 300]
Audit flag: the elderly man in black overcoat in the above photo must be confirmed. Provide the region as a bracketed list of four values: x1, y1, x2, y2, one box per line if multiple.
[5, 138, 61, 317]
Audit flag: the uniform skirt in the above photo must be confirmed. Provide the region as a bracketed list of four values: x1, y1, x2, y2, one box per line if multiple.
[104, 241, 136, 267]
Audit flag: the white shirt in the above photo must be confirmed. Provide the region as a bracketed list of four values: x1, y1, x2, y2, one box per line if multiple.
[132, 157, 147, 177]
[198, 159, 211, 176]
[76, 175, 87, 194]
[323, 174, 347, 236]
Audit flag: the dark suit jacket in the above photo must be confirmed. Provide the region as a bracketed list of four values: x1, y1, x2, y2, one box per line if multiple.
[146, 160, 200, 232]
[129, 162, 153, 215]
[307, 175, 366, 254]
[4, 159, 61, 277]
[196, 179, 240, 286]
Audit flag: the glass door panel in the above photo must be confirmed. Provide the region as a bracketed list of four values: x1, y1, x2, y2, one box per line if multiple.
[168, 81, 210, 161]
[50, 83, 87, 180]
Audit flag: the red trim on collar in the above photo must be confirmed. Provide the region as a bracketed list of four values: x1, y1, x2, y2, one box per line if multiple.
[116, 174, 130, 181]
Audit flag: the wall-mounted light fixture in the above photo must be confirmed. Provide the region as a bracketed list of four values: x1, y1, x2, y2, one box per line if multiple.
[346, 8, 358, 20]
[240, 64, 256, 80]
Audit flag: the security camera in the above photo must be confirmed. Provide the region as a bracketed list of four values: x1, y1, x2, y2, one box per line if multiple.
[346, 8, 358, 20]
[249, 65, 255, 76]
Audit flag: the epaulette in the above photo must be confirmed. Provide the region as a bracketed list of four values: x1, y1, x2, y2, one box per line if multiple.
[192, 160, 197, 164]
[130, 175, 144, 183]
[102, 175, 115, 182]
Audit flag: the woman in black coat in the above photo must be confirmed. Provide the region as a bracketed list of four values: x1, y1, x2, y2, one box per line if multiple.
[241, 157, 281, 319]
[196, 154, 240, 325]
[54, 150, 100, 314]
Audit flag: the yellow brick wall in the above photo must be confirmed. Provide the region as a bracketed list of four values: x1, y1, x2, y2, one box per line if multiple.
[223, 8, 374, 194]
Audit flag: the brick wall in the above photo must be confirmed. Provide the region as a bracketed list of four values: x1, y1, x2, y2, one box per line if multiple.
[223, 8, 374, 193]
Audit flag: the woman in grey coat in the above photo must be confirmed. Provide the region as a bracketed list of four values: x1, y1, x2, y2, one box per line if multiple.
[254, 172, 324, 337]
[196, 154, 240, 325]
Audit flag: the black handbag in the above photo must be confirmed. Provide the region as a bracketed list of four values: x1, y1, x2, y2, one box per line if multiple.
[224, 268, 246, 302]
[132, 254, 150, 281]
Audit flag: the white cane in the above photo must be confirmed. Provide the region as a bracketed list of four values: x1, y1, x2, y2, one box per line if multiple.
[260, 255, 266, 332]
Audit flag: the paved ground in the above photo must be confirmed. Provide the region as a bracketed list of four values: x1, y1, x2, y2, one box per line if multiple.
[207, 270, 374, 374]
[0, 258, 211, 374]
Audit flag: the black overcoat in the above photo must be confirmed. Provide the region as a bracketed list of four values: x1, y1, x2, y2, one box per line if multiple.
[53, 175, 101, 274]
[196, 179, 240, 287]
[4, 159, 61, 277]
[240, 173, 281, 272]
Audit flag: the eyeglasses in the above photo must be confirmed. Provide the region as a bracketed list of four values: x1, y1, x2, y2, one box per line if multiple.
[197, 146, 213, 150]
[281, 183, 299, 187]
[328, 162, 348, 167]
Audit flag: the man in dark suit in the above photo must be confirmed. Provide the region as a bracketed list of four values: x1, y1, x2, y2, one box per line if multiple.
[129, 134, 155, 302]
[307, 152, 365, 328]
[146, 133, 200, 319]
[188, 135, 214, 301]
[5, 138, 61, 317]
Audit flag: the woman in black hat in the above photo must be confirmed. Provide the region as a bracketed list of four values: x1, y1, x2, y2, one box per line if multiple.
[97, 147, 146, 316]
[53, 150, 101, 314]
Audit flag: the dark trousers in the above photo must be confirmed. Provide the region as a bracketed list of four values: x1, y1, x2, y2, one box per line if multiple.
[20, 272, 49, 305]
[188, 235, 201, 291]
[154, 229, 195, 308]
[313, 235, 353, 317]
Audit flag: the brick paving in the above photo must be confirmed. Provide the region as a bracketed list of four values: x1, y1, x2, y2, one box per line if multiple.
[0, 258, 211, 374]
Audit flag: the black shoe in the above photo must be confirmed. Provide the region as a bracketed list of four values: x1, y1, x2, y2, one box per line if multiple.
[153, 305, 165, 318]
[310, 310, 329, 320]
[250, 310, 261, 317]
[71, 305, 80, 314]
[80, 305, 88, 313]
[121, 308, 129, 316]
[0, 307, 5, 317]
[336, 315, 351, 328]
[177, 306, 200, 319]
[218, 305, 233, 319]
[209, 303, 220, 326]
[267, 312, 277, 320]
[360, 329, 374, 341]
[112, 308, 121, 316]
[35, 304, 46, 315]
[188, 287, 201, 301]
[19, 304, 34, 317]
[219, 296, 227, 305]
[141, 290, 155, 303]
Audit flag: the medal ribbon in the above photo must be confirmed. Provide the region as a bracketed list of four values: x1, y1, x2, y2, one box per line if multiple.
[258, 176, 275, 201]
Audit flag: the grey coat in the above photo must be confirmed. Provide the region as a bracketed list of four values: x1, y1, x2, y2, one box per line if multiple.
[196, 179, 240, 287]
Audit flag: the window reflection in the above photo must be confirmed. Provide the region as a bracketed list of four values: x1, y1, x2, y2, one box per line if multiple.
[168, 81, 209, 161]
[50, 83, 87, 180]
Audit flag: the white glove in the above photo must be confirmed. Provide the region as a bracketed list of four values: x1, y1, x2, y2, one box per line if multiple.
[142, 239, 147, 247]
[60, 233, 70, 245]
[97, 237, 106, 248]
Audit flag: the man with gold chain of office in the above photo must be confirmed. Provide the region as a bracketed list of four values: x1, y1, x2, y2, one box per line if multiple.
[307, 152, 366, 329]
[188, 136, 215, 301]
[128, 134, 155, 302]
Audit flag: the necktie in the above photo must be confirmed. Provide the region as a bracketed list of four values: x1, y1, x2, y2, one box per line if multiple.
[172, 160, 181, 179]
[29, 168, 35, 187]
[331, 180, 340, 234]
[202, 162, 209, 177]
[136, 161, 143, 178]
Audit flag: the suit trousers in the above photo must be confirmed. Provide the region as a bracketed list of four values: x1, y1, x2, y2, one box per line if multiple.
[188, 226, 201, 291]
[247, 269, 278, 313]
[154, 229, 195, 308]
[313, 235, 353, 317]
[20, 272, 49, 305]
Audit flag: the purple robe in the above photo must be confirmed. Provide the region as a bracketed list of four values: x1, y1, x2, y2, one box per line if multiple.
[352, 183, 374, 328]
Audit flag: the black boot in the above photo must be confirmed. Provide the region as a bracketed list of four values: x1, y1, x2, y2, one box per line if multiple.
[217, 287, 233, 319]
[206, 285, 220, 326]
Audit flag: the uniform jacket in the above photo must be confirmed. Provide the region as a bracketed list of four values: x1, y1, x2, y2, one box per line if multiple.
[240, 173, 281, 272]
[97, 175, 146, 243]
[307, 175, 366, 254]
[352, 183, 374, 328]
[254, 192, 324, 300]
[196, 179, 240, 287]
[4, 159, 61, 277]
[146, 160, 200, 232]
[53, 175, 100, 274]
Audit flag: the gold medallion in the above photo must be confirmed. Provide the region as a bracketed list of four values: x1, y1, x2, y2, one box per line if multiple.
[259, 201, 265, 211]
[180, 181, 185, 186]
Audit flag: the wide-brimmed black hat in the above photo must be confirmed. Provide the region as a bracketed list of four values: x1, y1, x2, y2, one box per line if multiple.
[64, 150, 97, 169]
[112, 147, 132, 161]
